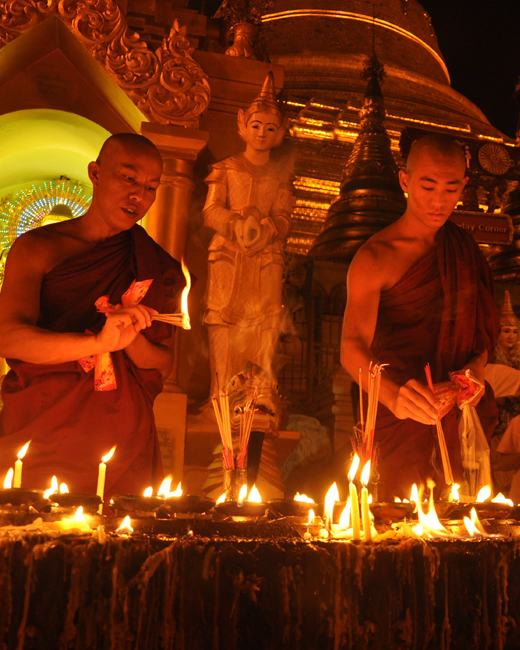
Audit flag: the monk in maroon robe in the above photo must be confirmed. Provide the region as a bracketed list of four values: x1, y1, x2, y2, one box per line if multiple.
[371, 221, 497, 497]
[341, 133, 498, 499]
[0, 134, 184, 495]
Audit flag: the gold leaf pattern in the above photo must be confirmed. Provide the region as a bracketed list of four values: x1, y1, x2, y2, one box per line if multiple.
[0, 0, 210, 125]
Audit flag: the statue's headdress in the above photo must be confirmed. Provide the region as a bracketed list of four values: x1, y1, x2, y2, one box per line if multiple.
[241, 72, 283, 121]
[500, 290, 519, 326]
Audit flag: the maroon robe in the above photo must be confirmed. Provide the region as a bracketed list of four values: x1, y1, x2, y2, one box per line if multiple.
[371, 221, 498, 499]
[0, 225, 184, 495]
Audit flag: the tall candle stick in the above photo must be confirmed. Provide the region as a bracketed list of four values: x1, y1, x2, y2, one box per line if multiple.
[360, 460, 372, 542]
[347, 453, 361, 541]
[96, 446, 116, 513]
[13, 441, 31, 489]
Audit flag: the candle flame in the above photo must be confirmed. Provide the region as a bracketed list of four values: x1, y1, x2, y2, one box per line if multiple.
[360, 460, 371, 486]
[57, 506, 93, 532]
[215, 492, 227, 505]
[3, 468, 13, 489]
[101, 446, 116, 464]
[116, 515, 134, 534]
[167, 481, 183, 499]
[338, 497, 351, 529]
[73, 506, 85, 521]
[237, 483, 248, 504]
[476, 484, 492, 503]
[307, 508, 315, 526]
[17, 441, 31, 460]
[464, 507, 488, 537]
[413, 482, 447, 537]
[324, 482, 340, 525]
[59, 482, 69, 494]
[409, 483, 419, 513]
[491, 492, 514, 506]
[449, 483, 460, 503]
[43, 475, 59, 499]
[347, 453, 360, 482]
[247, 484, 262, 503]
[293, 492, 316, 504]
[180, 259, 191, 330]
[157, 476, 172, 497]
[143, 486, 153, 497]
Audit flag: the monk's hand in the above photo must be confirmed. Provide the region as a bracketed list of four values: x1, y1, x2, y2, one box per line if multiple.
[392, 379, 438, 425]
[97, 305, 156, 351]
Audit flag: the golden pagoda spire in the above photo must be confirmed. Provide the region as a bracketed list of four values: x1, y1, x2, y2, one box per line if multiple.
[310, 53, 405, 261]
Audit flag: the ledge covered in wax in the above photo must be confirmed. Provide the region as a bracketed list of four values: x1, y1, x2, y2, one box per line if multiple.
[0, 532, 519, 648]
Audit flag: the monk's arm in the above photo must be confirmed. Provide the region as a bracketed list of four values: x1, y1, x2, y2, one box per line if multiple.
[461, 350, 487, 385]
[0, 235, 103, 363]
[340, 246, 437, 425]
[124, 334, 174, 377]
[0, 235, 150, 364]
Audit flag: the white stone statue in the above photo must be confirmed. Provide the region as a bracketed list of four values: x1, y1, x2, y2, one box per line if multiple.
[203, 72, 294, 402]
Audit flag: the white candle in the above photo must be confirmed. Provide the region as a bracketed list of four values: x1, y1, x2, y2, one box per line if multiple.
[13, 441, 31, 489]
[360, 460, 372, 542]
[347, 453, 361, 541]
[361, 485, 372, 542]
[96, 446, 116, 512]
[349, 481, 361, 540]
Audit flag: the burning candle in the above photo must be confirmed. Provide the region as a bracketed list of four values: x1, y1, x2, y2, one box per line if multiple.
[348, 454, 361, 541]
[116, 515, 134, 536]
[360, 460, 372, 542]
[324, 482, 340, 530]
[3, 468, 14, 489]
[96, 446, 116, 511]
[13, 441, 31, 489]
[180, 259, 191, 330]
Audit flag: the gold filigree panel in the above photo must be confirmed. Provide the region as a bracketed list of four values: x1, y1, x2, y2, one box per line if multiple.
[0, 1, 210, 126]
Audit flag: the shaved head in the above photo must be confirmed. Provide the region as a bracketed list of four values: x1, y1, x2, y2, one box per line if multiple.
[97, 133, 162, 166]
[405, 134, 467, 174]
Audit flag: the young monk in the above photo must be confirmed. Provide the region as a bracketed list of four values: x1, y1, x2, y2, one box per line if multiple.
[341, 133, 498, 499]
[0, 133, 185, 495]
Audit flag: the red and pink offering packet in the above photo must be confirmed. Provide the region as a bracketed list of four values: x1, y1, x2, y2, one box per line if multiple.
[79, 279, 154, 391]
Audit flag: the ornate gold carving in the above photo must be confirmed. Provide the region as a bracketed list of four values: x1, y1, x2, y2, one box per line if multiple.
[478, 143, 513, 176]
[143, 20, 210, 125]
[0, 0, 210, 126]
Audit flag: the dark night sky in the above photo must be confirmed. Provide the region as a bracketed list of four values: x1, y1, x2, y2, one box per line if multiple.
[419, 2, 519, 138]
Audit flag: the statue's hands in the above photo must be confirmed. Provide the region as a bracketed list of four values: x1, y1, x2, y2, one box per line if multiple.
[234, 216, 259, 252]
[240, 217, 278, 256]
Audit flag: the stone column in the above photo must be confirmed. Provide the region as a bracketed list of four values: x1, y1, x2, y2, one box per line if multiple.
[140, 121, 209, 482]
[142, 122, 208, 260]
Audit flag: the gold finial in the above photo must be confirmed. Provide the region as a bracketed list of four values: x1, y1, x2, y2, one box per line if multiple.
[501, 290, 519, 325]
[243, 71, 281, 118]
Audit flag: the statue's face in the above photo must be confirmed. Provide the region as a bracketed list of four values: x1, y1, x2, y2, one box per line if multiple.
[244, 110, 282, 152]
[498, 324, 519, 351]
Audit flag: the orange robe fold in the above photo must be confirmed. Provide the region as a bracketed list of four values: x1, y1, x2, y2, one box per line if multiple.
[0, 225, 184, 496]
[371, 221, 498, 499]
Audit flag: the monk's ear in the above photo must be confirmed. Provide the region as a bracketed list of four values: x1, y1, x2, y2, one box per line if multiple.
[398, 168, 409, 193]
[88, 161, 100, 186]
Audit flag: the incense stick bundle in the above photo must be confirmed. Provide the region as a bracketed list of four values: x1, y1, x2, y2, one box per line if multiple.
[236, 396, 257, 470]
[362, 363, 385, 462]
[424, 363, 454, 485]
[211, 391, 234, 470]
[151, 313, 190, 329]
